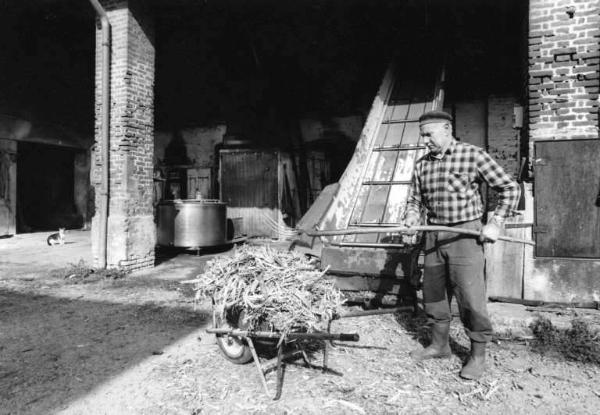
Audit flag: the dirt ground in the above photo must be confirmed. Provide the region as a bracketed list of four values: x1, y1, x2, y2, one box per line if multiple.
[1, 231, 600, 414]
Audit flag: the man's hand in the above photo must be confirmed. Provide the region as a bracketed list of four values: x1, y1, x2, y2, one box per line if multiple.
[401, 217, 420, 244]
[479, 221, 501, 243]
[402, 216, 420, 235]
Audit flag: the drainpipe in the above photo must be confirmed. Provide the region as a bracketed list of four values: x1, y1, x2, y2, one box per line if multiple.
[88, 0, 111, 269]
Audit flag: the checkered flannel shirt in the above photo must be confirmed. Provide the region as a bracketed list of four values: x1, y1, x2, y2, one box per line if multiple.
[404, 140, 520, 225]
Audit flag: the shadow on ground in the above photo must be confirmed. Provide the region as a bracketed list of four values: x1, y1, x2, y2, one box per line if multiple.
[155, 244, 236, 267]
[0, 289, 210, 414]
[394, 309, 470, 360]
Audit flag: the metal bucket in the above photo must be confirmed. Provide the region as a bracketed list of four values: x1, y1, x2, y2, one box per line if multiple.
[157, 199, 227, 247]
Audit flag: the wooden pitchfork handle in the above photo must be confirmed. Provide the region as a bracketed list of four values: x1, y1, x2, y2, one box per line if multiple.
[301, 225, 535, 246]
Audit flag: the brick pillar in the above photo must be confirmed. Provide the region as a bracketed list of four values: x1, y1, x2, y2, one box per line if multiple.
[529, 0, 600, 141]
[91, 0, 155, 271]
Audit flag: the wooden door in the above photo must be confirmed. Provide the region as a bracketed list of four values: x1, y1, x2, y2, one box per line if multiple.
[534, 139, 600, 258]
[187, 168, 211, 199]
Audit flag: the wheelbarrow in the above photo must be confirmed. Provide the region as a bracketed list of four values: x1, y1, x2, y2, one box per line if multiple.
[206, 305, 413, 400]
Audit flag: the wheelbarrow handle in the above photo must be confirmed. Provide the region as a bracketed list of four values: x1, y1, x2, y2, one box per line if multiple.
[337, 333, 360, 342]
[206, 327, 360, 342]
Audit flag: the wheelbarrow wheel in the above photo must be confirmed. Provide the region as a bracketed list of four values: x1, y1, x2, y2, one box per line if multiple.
[215, 312, 253, 364]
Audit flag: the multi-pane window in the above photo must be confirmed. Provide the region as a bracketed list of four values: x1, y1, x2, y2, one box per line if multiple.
[343, 80, 436, 244]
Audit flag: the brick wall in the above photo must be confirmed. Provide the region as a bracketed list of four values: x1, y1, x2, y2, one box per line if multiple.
[529, 0, 600, 140]
[92, 0, 155, 271]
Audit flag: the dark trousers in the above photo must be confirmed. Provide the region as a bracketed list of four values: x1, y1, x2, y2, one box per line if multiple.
[422, 219, 493, 343]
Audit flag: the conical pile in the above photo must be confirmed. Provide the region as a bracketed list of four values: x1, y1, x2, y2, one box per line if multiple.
[191, 245, 345, 336]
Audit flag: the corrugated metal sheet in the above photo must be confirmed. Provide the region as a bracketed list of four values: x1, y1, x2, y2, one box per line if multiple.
[219, 150, 282, 238]
[220, 150, 278, 209]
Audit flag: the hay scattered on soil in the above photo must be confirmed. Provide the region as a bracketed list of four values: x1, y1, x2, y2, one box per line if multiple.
[49, 259, 128, 283]
[190, 245, 345, 335]
[530, 316, 600, 364]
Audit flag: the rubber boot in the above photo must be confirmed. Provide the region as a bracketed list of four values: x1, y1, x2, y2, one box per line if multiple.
[410, 322, 452, 361]
[460, 341, 486, 380]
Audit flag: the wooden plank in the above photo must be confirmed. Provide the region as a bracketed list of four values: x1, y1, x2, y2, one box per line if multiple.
[485, 224, 527, 298]
[485, 182, 535, 299]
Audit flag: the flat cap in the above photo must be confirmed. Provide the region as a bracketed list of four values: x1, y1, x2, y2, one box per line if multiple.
[418, 110, 453, 125]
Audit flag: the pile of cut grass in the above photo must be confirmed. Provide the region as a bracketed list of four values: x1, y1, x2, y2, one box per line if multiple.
[190, 245, 345, 336]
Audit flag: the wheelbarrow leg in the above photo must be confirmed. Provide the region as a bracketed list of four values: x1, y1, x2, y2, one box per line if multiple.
[323, 319, 334, 372]
[323, 341, 330, 372]
[274, 341, 285, 400]
[247, 337, 270, 396]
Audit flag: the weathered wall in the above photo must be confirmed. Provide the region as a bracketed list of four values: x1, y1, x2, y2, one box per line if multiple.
[527, 0, 600, 301]
[91, 0, 156, 271]
[488, 95, 521, 177]
[455, 100, 487, 148]
[0, 115, 90, 150]
[74, 151, 92, 230]
[529, 0, 599, 140]
[299, 115, 364, 143]
[154, 126, 226, 169]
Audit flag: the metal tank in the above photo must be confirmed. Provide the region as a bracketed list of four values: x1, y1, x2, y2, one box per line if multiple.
[157, 199, 227, 247]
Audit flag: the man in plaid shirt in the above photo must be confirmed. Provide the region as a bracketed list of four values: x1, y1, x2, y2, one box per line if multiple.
[403, 110, 520, 380]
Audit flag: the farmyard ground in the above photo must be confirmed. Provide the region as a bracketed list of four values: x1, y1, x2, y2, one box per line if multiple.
[1, 231, 599, 414]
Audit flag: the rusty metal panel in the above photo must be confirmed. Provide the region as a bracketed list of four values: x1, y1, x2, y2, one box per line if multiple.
[320, 246, 417, 278]
[220, 150, 278, 208]
[534, 140, 600, 258]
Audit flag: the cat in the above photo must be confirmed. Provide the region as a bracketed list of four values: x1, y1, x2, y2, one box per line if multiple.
[47, 228, 66, 246]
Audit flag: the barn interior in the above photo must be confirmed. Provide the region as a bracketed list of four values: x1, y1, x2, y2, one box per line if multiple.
[0, 0, 527, 236]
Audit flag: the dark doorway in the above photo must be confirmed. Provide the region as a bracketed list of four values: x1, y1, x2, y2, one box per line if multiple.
[17, 142, 82, 232]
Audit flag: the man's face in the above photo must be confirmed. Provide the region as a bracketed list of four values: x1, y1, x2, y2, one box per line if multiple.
[420, 122, 452, 154]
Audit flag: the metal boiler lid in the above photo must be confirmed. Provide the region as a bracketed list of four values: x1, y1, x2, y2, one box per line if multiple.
[159, 199, 226, 205]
